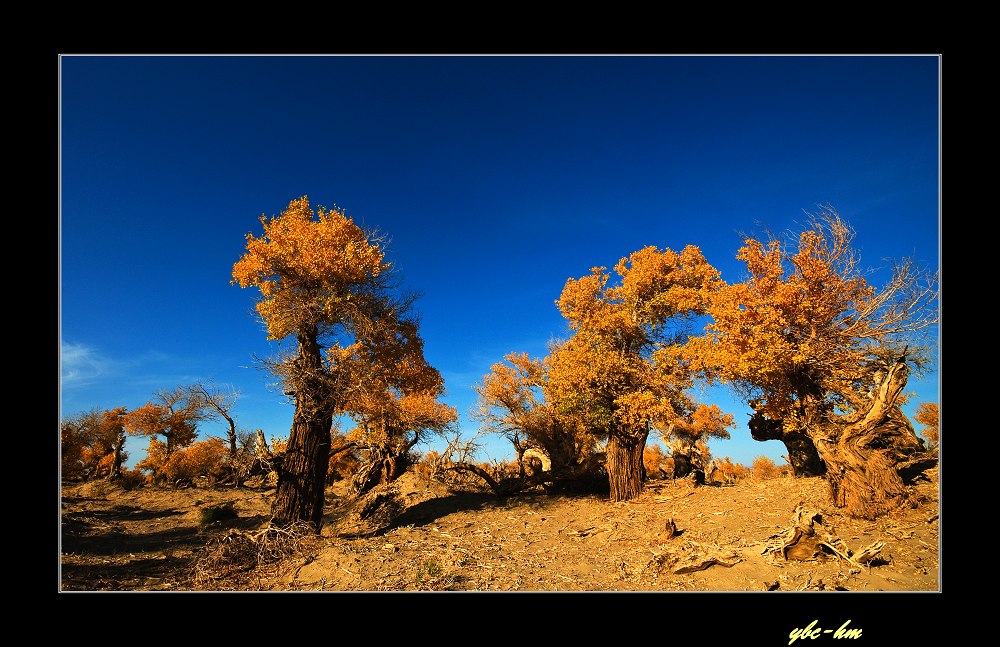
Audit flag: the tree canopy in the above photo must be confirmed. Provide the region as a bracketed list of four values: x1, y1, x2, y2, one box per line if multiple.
[687, 208, 938, 517]
[539, 245, 725, 500]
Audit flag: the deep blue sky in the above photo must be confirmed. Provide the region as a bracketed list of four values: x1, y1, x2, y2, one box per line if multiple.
[59, 54, 940, 469]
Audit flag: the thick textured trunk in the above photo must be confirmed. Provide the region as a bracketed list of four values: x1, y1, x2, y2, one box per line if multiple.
[605, 429, 648, 502]
[749, 412, 826, 477]
[539, 421, 586, 475]
[270, 331, 333, 531]
[271, 414, 332, 529]
[811, 360, 921, 520]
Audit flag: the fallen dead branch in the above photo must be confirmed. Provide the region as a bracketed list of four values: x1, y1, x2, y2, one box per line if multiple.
[763, 505, 886, 568]
[649, 540, 741, 575]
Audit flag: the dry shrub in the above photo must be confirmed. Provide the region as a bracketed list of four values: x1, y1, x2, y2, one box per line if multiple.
[414, 556, 463, 591]
[413, 450, 440, 483]
[752, 456, 782, 480]
[493, 459, 520, 479]
[118, 468, 146, 491]
[199, 501, 238, 525]
[85, 479, 113, 498]
[713, 457, 751, 485]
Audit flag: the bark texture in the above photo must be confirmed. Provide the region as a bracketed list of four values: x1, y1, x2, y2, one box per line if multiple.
[605, 429, 648, 502]
[749, 412, 826, 477]
[812, 360, 925, 519]
[270, 331, 334, 530]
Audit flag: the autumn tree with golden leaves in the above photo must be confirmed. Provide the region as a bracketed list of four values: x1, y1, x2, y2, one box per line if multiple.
[232, 196, 425, 529]
[546, 245, 725, 501]
[914, 402, 939, 448]
[474, 352, 597, 480]
[61, 407, 129, 481]
[123, 386, 205, 458]
[658, 403, 734, 483]
[334, 317, 458, 496]
[688, 209, 938, 519]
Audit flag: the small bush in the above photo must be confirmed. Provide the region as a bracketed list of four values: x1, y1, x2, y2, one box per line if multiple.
[199, 501, 239, 525]
[118, 468, 146, 491]
[87, 480, 112, 498]
[752, 456, 782, 480]
[712, 457, 751, 485]
[414, 557, 461, 590]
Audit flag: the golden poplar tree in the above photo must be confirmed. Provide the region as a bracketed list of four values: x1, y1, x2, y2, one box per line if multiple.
[688, 208, 938, 518]
[335, 317, 458, 495]
[232, 196, 411, 529]
[475, 351, 596, 479]
[913, 402, 939, 448]
[545, 244, 725, 501]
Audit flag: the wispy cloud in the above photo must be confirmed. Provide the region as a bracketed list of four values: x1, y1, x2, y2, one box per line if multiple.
[60, 341, 113, 386]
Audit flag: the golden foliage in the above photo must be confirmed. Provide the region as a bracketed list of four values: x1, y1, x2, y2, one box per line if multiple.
[914, 402, 939, 447]
[546, 245, 723, 442]
[643, 444, 670, 478]
[474, 351, 594, 471]
[711, 457, 751, 485]
[61, 407, 128, 480]
[333, 315, 458, 473]
[751, 455, 784, 480]
[690, 208, 938, 427]
[328, 429, 361, 482]
[123, 397, 200, 454]
[231, 196, 390, 341]
[269, 436, 289, 455]
[137, 437, 229, 484]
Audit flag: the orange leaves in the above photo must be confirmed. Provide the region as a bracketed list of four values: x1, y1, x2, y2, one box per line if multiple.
[668, 403, 734, 442]
[614, 245, 722, 320]
[914, 402, 939, 446]
[123, 399, 199, 453]
[398, 391, 459, 430]
[61, 407, 130, 480]
[122, 402, 168, 436]
[232, 196, 391, 341]
[137, 437, 228, 483]
[475, 352, 547, 419]
[555, 267, 609, 330]
[544, 245, 724, 443]
[692, 207, 941, 443]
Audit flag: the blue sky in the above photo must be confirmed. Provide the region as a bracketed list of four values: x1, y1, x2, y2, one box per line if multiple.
[58, 54, 940, 469]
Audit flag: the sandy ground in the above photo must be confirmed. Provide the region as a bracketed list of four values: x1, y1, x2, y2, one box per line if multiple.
[60, 466, 939, 596]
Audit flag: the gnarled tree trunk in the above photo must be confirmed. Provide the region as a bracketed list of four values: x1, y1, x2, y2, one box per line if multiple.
[811, 360, 925, 520]
[671, 452, 705, 484]
[352, 436, 418, 497]
[108, 432, 126, 481]
[271, 331, 334, 531]
[749, 411, 826, 477]
[605, 428, 648, 502]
